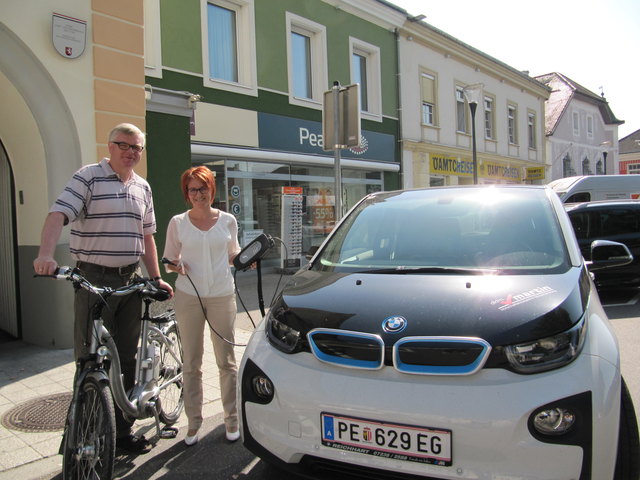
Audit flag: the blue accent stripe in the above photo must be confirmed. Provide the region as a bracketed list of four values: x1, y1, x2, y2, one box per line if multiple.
[307, 329, 384, 370]
[393, 337, 491, 375]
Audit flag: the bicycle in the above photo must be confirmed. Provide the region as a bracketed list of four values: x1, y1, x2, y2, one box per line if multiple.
[37, 266, 184, 480]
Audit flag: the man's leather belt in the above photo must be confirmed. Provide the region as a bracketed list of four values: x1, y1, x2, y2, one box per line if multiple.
[76, 261, 139, 277]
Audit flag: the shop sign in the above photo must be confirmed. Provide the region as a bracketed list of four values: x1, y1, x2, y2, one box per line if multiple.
[258, 112, 395, 162]
[430, 154, 473, 177]
[481, 162, 521, 182]
[525, 167, 545, 181]
[282, 186, 303, 195]
[52, 13, 86, 59]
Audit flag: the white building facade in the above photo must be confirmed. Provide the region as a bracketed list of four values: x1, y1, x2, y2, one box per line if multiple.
[399, 21, 550, 188]
[535, 72, 622, 179]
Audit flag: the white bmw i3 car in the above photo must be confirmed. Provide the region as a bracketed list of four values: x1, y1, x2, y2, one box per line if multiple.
[239, 185, 639, 480]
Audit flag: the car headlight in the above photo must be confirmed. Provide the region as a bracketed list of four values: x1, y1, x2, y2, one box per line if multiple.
[266, 309, 302, 353]
[505, 315, 587, 374]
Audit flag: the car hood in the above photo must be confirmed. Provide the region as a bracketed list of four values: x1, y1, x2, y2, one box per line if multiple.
[271, 266, 590, 346]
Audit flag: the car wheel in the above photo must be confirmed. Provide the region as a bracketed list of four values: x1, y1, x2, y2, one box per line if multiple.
[614, 377, 640, 480]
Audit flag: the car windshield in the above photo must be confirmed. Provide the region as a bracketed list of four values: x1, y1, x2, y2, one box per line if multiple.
[313, 187, 570, 274]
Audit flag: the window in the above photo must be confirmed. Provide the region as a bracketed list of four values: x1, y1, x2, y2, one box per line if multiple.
[582, 157, 592, 175]
[586, 115, 594, 138]
[208, 4, 237, 82]
[572, 111, 580, 136]
[484, 96, 494, 139]
[563, 154, 575, 177]
[349, 38, 381, 121]
[202, 0, 257, 96]
[286, 13, 327, 108]
[527, 112, 536, 149]
[628, 163, 640, 174]
[596, 160, 604, 175]
[421, 72, 436, 126]
[352, 53, 367, 110]
[456, 86, 467, 133]
[144, 0, 162, 78]
[291, 32, 311, 98]
[508, 104, 518, 144]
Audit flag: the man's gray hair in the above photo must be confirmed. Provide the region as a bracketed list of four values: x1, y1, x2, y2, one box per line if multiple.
[108, 123, 146, 146]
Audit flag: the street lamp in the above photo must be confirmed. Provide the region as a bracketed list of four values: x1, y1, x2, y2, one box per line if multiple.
[463, 83, 484, 184]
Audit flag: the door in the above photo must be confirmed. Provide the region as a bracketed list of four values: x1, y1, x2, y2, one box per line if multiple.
[0, 139, 19, 338]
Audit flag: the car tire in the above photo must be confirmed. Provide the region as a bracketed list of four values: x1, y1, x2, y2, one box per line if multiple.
[614, 377, 640, 480]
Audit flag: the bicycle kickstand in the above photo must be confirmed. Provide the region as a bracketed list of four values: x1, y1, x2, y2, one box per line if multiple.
[149, 401, 178, 440]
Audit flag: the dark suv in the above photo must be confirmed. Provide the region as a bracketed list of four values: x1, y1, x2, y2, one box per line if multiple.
[566, 200, 640, 289]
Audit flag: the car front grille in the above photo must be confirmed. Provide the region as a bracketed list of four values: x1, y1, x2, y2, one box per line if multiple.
[307, 328, 491, 375]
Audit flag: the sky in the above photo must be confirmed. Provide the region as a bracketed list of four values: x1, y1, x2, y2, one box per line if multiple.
[391, 0, 640, 140]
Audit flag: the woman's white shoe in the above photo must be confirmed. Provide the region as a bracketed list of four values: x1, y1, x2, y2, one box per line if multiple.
[225, 429, 240, 442]
[184, 432, 199, 446]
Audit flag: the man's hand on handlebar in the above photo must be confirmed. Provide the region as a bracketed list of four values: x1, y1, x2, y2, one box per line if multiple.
[33, 255, 58, 276]
[155, 278, 174, 299]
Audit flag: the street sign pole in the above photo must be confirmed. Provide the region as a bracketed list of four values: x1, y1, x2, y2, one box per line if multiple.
[332, 81, 342, 220]
[323, 81, 360, 223]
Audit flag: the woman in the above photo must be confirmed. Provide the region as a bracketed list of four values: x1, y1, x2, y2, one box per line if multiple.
[163, 166, 241, 445]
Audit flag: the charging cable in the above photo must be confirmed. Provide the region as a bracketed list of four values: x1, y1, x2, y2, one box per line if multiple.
[161, 257, 248, 347]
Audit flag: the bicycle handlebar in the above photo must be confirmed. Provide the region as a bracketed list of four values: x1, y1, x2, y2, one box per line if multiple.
[36, 266, 170, 301]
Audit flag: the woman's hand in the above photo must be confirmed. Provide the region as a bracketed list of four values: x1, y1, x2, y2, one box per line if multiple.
[166, 259, 186, 275]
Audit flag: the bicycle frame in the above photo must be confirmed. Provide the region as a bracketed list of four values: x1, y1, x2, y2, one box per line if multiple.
[48, 267, 182, 447]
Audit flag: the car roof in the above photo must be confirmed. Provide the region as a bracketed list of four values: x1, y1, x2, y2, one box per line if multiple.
[564, 199, 640, 212]
[370, 184, 549, 198]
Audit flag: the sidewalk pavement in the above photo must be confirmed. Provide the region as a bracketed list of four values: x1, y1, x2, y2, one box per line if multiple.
[0, 269, 291, 479]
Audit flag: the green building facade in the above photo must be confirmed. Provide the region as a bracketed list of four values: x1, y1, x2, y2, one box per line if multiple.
[145, 0, 404, 267]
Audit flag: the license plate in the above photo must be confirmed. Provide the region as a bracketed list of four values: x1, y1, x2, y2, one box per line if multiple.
[321, 412, 452, 466]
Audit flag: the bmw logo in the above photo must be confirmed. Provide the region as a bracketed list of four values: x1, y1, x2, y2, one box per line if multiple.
[382, 316, 407, 334]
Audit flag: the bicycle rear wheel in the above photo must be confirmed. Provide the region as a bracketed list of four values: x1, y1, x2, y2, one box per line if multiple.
[157, 321, 184, 424]
[62, 376, 115, 480]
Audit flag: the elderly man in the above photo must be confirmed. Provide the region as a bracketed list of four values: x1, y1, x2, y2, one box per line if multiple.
[33, 123, 173, 454]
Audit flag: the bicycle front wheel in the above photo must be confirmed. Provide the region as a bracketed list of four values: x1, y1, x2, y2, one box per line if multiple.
[62, 376, 115, 480]
[157, 321, 184, 424]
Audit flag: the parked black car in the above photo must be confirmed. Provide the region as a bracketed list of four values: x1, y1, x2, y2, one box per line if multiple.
[565, 199, 640, 289]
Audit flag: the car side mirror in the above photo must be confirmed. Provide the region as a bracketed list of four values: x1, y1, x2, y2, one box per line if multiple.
[588, 240, 633, 271]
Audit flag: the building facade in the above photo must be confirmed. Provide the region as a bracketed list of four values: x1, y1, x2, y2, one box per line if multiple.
[399, 20, 550, 188]
[145, 0, 404, 268]
[619, 129, 640, 174]
[1, 0, 157, 347]
[535, 72, 623, 180]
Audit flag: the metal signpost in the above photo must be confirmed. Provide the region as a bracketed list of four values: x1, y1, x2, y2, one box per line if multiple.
[323, 81, 361, 221]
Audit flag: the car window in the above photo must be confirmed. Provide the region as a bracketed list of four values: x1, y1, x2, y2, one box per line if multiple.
[315, 189, 570, 274]
[565, 192, 590, 203]
[599, 208, 640, 237]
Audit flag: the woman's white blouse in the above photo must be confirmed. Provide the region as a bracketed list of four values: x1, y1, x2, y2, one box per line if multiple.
[163, 210, 241, 298]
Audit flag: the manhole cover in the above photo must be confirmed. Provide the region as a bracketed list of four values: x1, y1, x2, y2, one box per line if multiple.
[1, 392, 71, 432]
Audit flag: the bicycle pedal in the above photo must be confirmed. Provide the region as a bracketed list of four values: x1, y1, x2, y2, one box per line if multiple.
[160, 426, 178, 439]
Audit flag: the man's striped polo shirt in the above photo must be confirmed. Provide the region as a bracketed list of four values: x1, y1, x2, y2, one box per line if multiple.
[51, 158, 156, 268]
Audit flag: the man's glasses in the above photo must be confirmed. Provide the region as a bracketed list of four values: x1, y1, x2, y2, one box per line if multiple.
[111, 141, 144, 153]
[188, 187, 209, 195]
